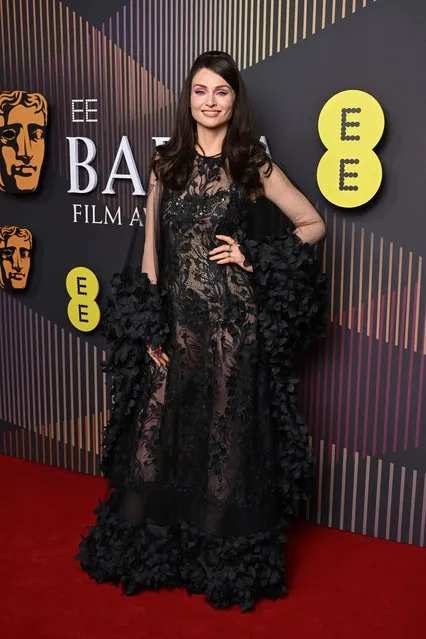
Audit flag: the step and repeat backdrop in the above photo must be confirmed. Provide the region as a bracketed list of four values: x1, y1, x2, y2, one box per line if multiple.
[0, 0, 425, 547]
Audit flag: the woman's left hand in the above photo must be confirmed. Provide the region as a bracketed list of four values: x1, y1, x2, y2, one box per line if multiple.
[209, 234, 253, 272]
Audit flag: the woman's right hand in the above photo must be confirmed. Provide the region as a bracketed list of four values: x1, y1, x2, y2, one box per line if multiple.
[147, 344, 169, 368]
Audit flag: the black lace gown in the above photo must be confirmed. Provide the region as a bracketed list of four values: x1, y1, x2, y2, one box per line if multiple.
[76, 152, 327, 611]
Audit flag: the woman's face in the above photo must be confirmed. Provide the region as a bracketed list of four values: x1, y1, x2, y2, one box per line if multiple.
[190, 68, 235, 131]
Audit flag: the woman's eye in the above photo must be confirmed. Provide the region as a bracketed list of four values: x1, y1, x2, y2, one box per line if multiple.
[194, 89, 205, 95]
[217, 91, 228, 97]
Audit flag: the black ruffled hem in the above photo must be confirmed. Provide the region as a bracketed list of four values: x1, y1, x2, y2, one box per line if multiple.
[75, 492, 287, 612]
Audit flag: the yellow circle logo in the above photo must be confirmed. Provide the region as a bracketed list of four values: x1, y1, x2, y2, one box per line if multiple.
[66, 266, 101, 332]
[317, 90, 385, 207]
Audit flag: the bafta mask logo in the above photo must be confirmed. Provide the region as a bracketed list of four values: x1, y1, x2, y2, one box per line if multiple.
[0, 226, 33, 290]
[0, 91, 48, 194]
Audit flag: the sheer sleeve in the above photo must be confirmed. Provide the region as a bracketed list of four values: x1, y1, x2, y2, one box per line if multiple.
[261, 162, 326, 245]
[141, 170, 162, 284]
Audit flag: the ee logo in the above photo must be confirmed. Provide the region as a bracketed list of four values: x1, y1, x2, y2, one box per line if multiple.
[317, 89, 385, 208]
[66, 266, 100, 332]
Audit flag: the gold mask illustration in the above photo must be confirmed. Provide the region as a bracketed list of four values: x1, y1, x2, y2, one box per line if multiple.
[0, 91, 48, 194]
[0, 226, 33, 290]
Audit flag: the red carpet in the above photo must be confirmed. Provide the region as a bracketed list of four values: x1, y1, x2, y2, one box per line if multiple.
[0, 455, 424, 639]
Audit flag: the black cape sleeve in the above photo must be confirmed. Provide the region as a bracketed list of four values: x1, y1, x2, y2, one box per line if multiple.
[239, 228, 328, 513]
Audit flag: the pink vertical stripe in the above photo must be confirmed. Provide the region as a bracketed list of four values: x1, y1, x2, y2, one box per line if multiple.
[382, 292, 397, 455]
[336, 309, 347, 458]
[353, 304, 365, 452]
[414, 307, 426, 448]
[321, 318, 331, 441]
[372, 294, 386, 456]
[393, 287, 408, 451]
[362, 298, 375, 457]
[328, 314, 339, 461]
[404, 283, 419, 449]
[344, 307, 355, 450]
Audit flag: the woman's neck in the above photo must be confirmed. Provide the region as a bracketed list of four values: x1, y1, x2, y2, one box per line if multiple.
[195, 124, 228, 157]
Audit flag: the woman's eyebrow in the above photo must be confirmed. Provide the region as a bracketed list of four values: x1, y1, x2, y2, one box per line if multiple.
[192, 84, 230, 89]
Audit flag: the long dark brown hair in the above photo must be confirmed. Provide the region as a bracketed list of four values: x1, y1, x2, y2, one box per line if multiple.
[151, 51, 272, 195]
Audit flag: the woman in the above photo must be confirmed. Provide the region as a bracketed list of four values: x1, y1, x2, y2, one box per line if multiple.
[76, 51, 327, 611]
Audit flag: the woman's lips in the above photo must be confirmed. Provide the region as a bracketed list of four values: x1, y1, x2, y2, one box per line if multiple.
[202, 110, 221, 117]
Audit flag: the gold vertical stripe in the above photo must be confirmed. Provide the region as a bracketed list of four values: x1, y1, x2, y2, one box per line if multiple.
[269, 0, 274, 57]
[233, 0, 238, 60]
[342, 0, 347, 19]
[394, 247, 403, 346]
[328, 443, 336, 526]
[312, 0, 317, 34]
[397, 466, 406, 542]
[404, 252, 413, 349]
[331, 0, 336, 23]
[351, 451, 359, 532]
[357, 228, 364, 333]
[353, 0, 357, 12]
[414, 257, 422, 352]
[209, 0, 213, 51]
[362, 455, 371, 534]
[238, 0, 243, 67]
[255, 0, 260, 63]
[214, 0, 219, 51]
[385, 463, 394, 540]
[366, 233, 374, 337]
[362, 0, 367, 7]
[277, 0, 282, 52]
[375, 237, 383, 339]
[339, 217, 346, 326]
[385, 243, 393, 343]
[285, 0, 290, 48]
[408, 470, 417, 545]
[321, 0, 327, 29]
[249, 0, 254, 64]
[293, 0, 299, 45]
[218, 0, 223, 55]
[302, 0, 308, 39]
[262, 0, 267, 60]
[339, 446, 348, 529]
